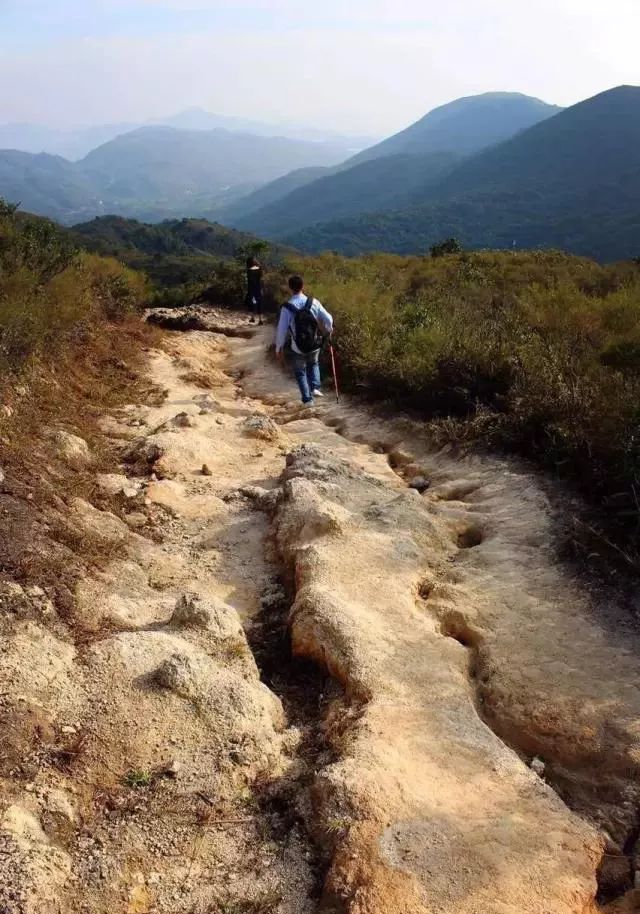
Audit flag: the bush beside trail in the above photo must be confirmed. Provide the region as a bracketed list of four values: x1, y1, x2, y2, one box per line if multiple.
[70, 215, 287, 311]
[0, 201, 147, 372]
[275, 249, 640, 561]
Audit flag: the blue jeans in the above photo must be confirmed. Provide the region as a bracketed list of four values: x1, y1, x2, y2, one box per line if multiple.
[292, 349, 321, 403]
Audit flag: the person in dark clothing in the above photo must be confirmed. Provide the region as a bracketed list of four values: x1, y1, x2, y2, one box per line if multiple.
[246, 257, 263, 325]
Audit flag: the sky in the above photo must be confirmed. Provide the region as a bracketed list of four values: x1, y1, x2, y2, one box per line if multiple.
[1, 0, 639, 136]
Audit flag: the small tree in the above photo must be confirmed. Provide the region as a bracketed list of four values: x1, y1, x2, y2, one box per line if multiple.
[0, 198, 77, 283]
[430, 237, 463, 258]
[236, 239, 270, 264]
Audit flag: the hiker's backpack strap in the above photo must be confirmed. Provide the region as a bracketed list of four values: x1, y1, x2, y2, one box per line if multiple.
[284, 302, 297, 315]
[304, 295, 314, 311]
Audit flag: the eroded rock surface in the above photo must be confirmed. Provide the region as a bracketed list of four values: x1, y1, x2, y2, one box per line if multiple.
[5, 311, 640, 914]
[273, 445, 603, 914]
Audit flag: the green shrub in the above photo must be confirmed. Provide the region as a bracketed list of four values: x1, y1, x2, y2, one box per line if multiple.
[0, 201, 147, 371]
[430, 237, 463, 257]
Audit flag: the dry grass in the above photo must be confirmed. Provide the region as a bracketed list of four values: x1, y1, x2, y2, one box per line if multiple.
[0, 318, 161, 619]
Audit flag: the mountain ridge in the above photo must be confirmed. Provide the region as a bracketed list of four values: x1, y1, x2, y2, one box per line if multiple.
[282, 86, 640, 262]
[346, 91, 562, 165]
[0, 125, 355, 224]
[225, 91, 560, 238]
[0, 108, 375, 160]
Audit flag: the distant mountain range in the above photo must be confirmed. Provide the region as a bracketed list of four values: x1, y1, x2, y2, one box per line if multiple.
[4, 89, 639, 262]
[0, 94, 556, 227]
[222, 92, 561, 237]
[0, 121, 138, 162]
[0, 108, 375, 161]
[282, 86, 640, 262]
[0, 126, 356, 224]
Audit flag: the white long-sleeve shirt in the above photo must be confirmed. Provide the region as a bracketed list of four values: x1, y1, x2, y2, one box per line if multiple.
[275, 293, 334, 354]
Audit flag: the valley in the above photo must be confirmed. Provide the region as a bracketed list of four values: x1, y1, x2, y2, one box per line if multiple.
[0, 126, 355, 225]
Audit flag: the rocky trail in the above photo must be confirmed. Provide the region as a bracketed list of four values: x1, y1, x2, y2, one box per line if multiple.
[2, 308, 640, 914]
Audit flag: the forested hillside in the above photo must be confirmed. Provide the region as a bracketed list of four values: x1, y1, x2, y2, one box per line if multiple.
[284, 86, 640, 261]
[71, 215, 277, 259]
[226, 92, 558, 239]
[71, 214, 285, 301]
[230, 152, 458, 238]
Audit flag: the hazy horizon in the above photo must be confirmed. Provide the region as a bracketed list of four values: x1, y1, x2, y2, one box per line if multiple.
[2, 0, 639, 136]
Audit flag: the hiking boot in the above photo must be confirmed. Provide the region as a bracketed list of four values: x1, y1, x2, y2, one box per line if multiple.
[302, 400, 314, 408]
[313, 389, 325, 398]
[249, 317, 256, 324]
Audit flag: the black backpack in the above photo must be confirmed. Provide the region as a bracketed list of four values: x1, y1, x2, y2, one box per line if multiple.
[285, 296, 321, 353]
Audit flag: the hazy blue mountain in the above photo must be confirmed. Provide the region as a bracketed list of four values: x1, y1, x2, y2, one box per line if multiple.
[0, 122, 139, 161]
[283, 86, 640, 263]
[158, 108, 377, 149]
[81, 126, 350, 197]
[0, 108, 375, 161]
[221, 91, 561, 238]
[348, 92, 562, 165]
[0, 124, 354, 223]
[0, 150, 101, 221]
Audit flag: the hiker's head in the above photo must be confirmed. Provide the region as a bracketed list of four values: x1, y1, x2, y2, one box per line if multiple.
[288, 275, 304, 294]
[247, 256, 259, 268]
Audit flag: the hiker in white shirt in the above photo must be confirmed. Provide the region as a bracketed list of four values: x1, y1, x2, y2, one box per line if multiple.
[275, 275, 333, 405]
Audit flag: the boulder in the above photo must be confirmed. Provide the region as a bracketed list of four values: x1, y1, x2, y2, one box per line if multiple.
[171, 412, 196, 429]
[69, 498, 129, 546]
[242, 415, 281, 443]
[51, 430, 92, 467]
[96, 473, 142, 499]
[170, 594, 244, 642]
[122, 437, 165, 466]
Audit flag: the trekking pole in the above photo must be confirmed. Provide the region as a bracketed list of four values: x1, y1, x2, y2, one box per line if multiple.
[329, 341, 340, 404]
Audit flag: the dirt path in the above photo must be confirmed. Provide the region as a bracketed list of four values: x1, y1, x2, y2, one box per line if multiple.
[228, 321, 640, 914]
[2, 310, 640, 914]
